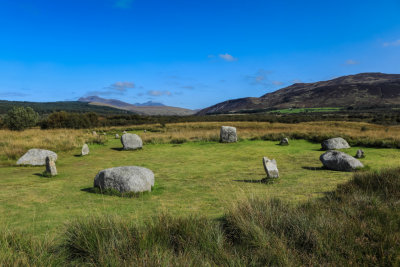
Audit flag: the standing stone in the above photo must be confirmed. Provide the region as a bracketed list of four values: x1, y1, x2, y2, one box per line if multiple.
[81, 144, 89, 156]
[355, 149, 365, 159]
[123, 130, 127, 134]
[92, 131, 97, 136]
[220, 126, 237, 143]
[144, 130, 147, 133]
[321, 137, 350, 150]
[103, 133, 106, 136]
[279, 137, 289, 146]
[45, 156, 57, 176]
[16, 149, 58, 166]
[262, 157, 279, 178]
[121, 133, 143, 150]
[94, 166, 154, 193]
[320, 150, 363, 172]
[115, 134, 120, 139]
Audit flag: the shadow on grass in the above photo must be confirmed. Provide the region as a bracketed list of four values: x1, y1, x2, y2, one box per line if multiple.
[81, 184, 163, 198]
[110, 148, 143, 151]
[33, 172, 55, 178]
[111, 147, 123, 151]
[234, 177, 277, 184]
[302, 166, 326, 171]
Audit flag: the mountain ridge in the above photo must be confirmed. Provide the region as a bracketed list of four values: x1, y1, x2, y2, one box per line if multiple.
[197, 72, 400, 115]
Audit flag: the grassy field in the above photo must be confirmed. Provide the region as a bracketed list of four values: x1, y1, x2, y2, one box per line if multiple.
[268, 107, 342, 113]
[0, 121, 400, 265]
[0, 134, 400, 239]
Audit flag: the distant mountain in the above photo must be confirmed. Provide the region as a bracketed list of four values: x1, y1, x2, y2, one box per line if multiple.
[78, 96, 165, 108]
[197, 73, 400, 115]
[79, 96, 194, 116]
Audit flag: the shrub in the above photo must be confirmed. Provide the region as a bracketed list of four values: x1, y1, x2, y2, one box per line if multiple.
[3, 106, 39, 131]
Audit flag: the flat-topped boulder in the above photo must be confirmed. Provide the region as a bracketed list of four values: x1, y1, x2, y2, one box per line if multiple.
[17, 149, 57, 166]
[321, 137, 350, 150]
[262, 157, 279, 178]
[320, 150, 363, 172]
[94, 166, 154, 193]
[121, 133, 143, 150]
[220, 126, 237, 143]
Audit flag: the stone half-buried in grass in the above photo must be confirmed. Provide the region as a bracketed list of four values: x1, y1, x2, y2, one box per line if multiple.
[16, 149, 58, 166]
[94, 166, 154, 194]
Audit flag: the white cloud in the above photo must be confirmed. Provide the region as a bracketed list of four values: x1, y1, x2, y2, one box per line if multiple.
[147, 90, 172, 97]
[383, 39, 400, 47]
[345, 59, 359, 65]
[219, 53, 238, 62]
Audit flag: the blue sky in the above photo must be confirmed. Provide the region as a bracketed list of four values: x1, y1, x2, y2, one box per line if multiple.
[0, 0, 399, 109]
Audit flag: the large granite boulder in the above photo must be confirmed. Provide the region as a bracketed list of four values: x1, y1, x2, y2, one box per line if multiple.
[81, 144, 89, 156]
[321, 137, 350, 150]
[121, 133, 143, 150]
[17, 149, 57, 166]
[220, 126, 237, 143]
[94, 166, 155, 193]
[45, 156, 57, 176]
[320, 150, 363, 172]
[262, 157, 279, 178]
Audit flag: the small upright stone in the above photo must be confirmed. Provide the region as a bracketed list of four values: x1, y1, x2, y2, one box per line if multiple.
[115, 134, 120, 139]
[220, 126, 237, 143]
[123, 130, 127, 134]
[92, 131, 97, 136]
[81, 144, 89, 156]
[45, 156, 57, 176]
[121, 133, 143, 150]
[355, 149, 365, 159]
[262, 157, 279, 178]
[103, 132, 106, 136]
[144, 130, 147, 133]
[279, 137, 289, 146]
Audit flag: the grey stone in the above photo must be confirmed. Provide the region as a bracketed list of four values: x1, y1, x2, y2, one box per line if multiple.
[45, 156, 57, 176]
[123, 130, 127, 134]
[103, 133, 106, 136]
[115, 134, 120, 139]
[121, 133, 143, 150]
[279, 137, 289, 146]
[144, 130, 147, 133]
[320, 150, 364, 172]
[94, 166, 155, 193]
[355, 149, 365, 158]
[321, 137, 350, 150]
[17, 149, 57, 166]
[262, 157, 279, 178]
[92, 131, 97, 136]
[220, 126, 237, 143]
[81, 144, 89, 156]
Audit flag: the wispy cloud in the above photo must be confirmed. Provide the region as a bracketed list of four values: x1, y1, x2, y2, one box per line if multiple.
[345, 59, 359, 65]
[114, 0, 133, 9]
[84, 81, 135, 97]
[291, 79, 303, 83]
[272, 81, 284, 86]
[383, 39, 400, 47]
[0, 91, 29, 98]
[219, 53, 238, 62]
[105, 81, 135, 92]
[246, 69, 272, 85]
[147, 90, 172, 97]
[181, 85, 194, 90]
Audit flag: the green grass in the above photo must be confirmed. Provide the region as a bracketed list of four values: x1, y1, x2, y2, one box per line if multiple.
[269, 107, 342, 114]
[0, 136, 399, 240]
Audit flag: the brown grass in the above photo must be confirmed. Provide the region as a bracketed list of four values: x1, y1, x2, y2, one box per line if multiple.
[1, 121, 399, 166]
[0, 128, 105, 166]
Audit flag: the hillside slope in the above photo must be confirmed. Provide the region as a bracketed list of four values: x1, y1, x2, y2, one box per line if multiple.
[198, 73, 400, 115]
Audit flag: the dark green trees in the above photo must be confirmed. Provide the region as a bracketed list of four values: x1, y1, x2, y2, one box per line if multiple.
[4, 106, 39, 130]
